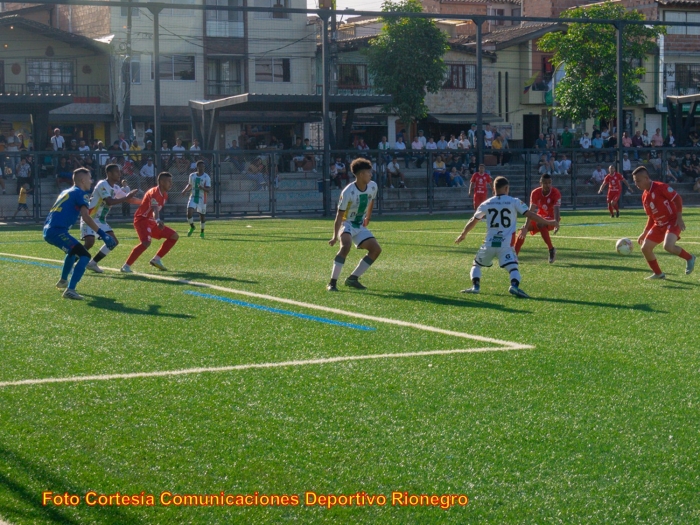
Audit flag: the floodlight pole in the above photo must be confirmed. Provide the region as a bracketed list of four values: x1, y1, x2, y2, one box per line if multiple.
[616, 21, 624, 170]
[321, 12, 332, 217]
[150, 5, 163, 171]
[475, 17, 483, 164]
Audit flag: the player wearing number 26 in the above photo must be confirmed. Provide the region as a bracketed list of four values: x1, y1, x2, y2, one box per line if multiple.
[455, 176, 558, 298]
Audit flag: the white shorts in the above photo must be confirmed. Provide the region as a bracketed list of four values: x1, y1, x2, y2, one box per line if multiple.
[187, 198, 207, 215]
[473, 243, 518, 269]
[341, 221, 374, 248]
[80, 218, 111, 240]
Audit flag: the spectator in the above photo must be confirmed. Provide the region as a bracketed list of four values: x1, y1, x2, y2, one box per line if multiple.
[448, 166, 465, 187]
[425, 137, 438, 152]
[631, 130, 644, 160]
[56, 157, 72, 189]
[621, 132, 632, 150]
[143, 140, 154, 155]
[680, 152, 693, 182]
[332, 156, 348, 188]
[0, 132, 6, 180]
[691, 131, 700, 148]
[139, 157, 156, 189]
[664, 129, 676, 147]
[378, 136, 392, 164]
[580, 132, 591, 162]
[432, 154, 448, 186]
[118, 132, 130, 152]
[393, 136, 407, 167]
[560, 126, 573, 149]
[417, 129, 427, 148]
[590, 164, 606, 185]
[668, 153, 681, 181]
[483, 124, 494, 148]
[491, 133, 505, 165]
[447, 134, 459, 150]
[160, 140, 172, 168]
[546, 133, 559, 150]
[357, 138, 369, 151]
[226, 140, 245, 172]
[82, 155, 96, 180]
[5, 128, 21, 173]
[535, 133, 547, 151]
[172, 138, 187, 168]
[694, 173, 700, 192]
[13, 183, 31, 219]
[555, 154, 571, 175]
[386, 156, 406, 189]
[648, 148, 661, 175]
[650, 128, 664, 147]
[600, 126, 610, 142]
[468, 124, 477, 146]
[641, 129, 651, 147]
[437, 135, 448, 150]
[538, 155, 551, 177]
[50, 128, 65, 166]
[190, 138, 201, 154]
[78, 139, 91, 160]
[467, 154, 478, 174]
[411, 135, 425, 168]
[606, 134, 617, 161]
[15, 157, 32, 193]
[245, 156, 268, 190]
[691, 152, 700, 177]
[129, 139, 142, 165]
[622, 153, 632, 179]
[458, 132, 471, 151]
[591, 133, 604, 162]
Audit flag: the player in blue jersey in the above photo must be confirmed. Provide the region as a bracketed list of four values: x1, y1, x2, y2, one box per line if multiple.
[43, 168, 116, 300]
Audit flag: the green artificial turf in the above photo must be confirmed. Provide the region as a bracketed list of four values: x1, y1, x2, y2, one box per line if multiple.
[0, 209, 699, 524]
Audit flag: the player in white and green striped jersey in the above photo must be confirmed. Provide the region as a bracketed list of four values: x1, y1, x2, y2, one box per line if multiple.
[181, 160, 211, 238]
[327, 158, 382, 291]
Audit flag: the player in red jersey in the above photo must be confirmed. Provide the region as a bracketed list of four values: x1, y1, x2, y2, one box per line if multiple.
[121, 172, 179, 273]
[469, 164, 491, 209]
[598, 165, 634, 218]
[514, 173, 561, 263]
[632, 166, 695, 279]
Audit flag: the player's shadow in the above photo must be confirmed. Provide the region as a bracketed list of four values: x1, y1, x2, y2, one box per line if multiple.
[365, 290, 528, 314]
[215, 233, 323, 243]
[662, 278, 700, 289]
[528, 297, 665, 313]
[0, 443, 135, 524]
[84, 295, 194, 318]
[171, 271, 257, 284]
[557, 262, 649, 273]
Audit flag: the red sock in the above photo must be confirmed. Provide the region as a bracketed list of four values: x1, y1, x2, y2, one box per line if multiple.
[540, 229, 554, 250]
[679, 249, 693, 261]
[608, 203, 614, 215]
[126, 243, 148, 266]
[647, 258, 662, 274]
[156, 238, 177, 259]
[613, 201, 620, 212]
[514, 235, 525, 255]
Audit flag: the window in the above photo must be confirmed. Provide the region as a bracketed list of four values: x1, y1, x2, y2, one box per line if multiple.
[207, 58, 243, 96]
[255, 58, 290, 82]
[153, 55, 195, 81]
[664, 11, 700, 35]
[120, 6, 139, 16]
[26, 59, 73, 91]
[254, 0, 289, 20]
[206, 0, 244, 37]
[443, 64, 476, 90]
[130, 55, 141, 84]
[542, 56, 554, 84]
[494, 9, 505, 26]
[673, 63, 700, 94]
[338, 63, 368, 88]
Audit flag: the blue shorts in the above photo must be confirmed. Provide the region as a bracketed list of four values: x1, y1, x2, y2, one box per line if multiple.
[44, 227, 80, 254]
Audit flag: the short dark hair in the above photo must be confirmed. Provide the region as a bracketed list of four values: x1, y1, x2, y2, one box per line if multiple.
[350, 158, 372, 175]
[540, 173, 552, 183]
[157, 171, 173, 183]
[105, 163, 120, 175]
[196, 160, 205, 167]
[632, 166, 649, 178]
[494, 176, 509, 191]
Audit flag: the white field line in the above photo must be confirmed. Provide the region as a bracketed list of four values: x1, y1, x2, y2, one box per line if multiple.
[0, 346, 521, 388]
[0, 252, 530, 350]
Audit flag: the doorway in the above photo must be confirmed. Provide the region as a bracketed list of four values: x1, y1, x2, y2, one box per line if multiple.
[523, 115, 540, 148]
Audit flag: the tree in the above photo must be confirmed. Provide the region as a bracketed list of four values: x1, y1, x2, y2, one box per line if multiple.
[538, 2, 664, 124]
[366, 0, 449, 126]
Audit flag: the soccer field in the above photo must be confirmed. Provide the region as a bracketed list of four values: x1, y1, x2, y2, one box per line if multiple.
[1, 210, 699, 524]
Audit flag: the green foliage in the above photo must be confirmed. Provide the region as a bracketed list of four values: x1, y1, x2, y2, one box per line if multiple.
[538, 2, 664, 123]
[366, 0, 449, 125]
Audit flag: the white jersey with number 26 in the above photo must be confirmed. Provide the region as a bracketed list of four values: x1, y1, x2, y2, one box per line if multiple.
[474, 194, 529, 246]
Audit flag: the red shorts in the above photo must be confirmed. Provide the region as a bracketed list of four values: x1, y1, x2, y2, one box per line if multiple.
[607, 192, 621, 203]
[473, 193, 487, 209]
[528, 219, 554, 235]
[134, 219, 176, 243]
[645, 223, 682, 244]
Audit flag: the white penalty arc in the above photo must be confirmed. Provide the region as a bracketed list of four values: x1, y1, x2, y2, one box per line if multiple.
[0, 252, 532, 350]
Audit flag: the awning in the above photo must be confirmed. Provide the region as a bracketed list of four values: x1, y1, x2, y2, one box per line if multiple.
[427, 113, 503, 125]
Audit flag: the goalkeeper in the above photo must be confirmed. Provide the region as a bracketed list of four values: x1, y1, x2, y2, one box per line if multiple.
[43, 168, 117, 300]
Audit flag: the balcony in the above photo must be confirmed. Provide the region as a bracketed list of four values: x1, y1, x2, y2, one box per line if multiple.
[315, 84, 380, 96]
[1, 83, 110, 103]
[206, 81, 244, 98]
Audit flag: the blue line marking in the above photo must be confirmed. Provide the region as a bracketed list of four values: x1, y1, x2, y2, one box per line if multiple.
[0, 257, 62, 269]
[185, 290, 376, 332]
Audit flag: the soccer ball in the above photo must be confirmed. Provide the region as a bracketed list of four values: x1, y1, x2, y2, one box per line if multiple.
[616, 238, 633, 255]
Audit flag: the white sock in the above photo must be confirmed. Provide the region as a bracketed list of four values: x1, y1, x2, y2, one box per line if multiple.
[99, 245, 111, 256]
[188, 217, 194, 227]
[200, 222, 205, 231]
[331, 255, 345, 280]
[470, 264, 482, 281]
[351, 255, 374, 278]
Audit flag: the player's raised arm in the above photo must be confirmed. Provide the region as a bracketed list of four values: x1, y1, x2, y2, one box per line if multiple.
[455, 215, 480, 244]
[104, 189, 139, 206]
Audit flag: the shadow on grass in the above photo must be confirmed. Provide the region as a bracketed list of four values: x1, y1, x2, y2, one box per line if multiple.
[84, 295, 195, 318]
[364, 290, 528, 314]
[170, 271, 257, 284]
[214, 233, 324, 243]
[661, 278, 700, 288]
[0, 444, 134, 524]
[528, 296, 664, 313]
[556, 262, 650, 273]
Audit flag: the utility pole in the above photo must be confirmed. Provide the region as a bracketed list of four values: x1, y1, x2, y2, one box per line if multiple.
[475, 17, 483, 164]
[123, 0, 133, 140]
[150, 5, 163, 170]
